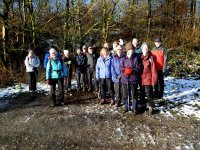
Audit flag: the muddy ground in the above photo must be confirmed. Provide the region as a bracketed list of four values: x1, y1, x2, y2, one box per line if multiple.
[0, 90, 200, 150]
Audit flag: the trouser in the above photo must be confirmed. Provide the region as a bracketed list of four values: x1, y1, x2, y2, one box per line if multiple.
[65, 68, 72, 90]
[76, 70, 86, 89]
[27, 72, 37, 91]
[122, 83, 138, 111]
[141, 85, 154, 107]
[49, 78, 64, 105]
[87, 67, 95, 89]
[99, 78, 114, 100]
[154, 70, 164, 98]
[114, 82, 122, 104]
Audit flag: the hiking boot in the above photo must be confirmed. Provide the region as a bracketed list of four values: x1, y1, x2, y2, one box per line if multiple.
[110, 99, 115, 106]
[50, 104, 56, 107]
[99, 99, 105, 105]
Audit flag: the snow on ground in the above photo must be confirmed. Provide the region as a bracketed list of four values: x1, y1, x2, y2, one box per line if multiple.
[0, 77, 200, 119]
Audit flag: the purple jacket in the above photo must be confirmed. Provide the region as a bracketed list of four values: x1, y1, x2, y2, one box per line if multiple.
[120, 54, 142, 84]
[111, 55, 123, 83]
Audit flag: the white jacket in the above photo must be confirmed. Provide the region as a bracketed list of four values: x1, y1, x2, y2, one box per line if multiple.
[24, 55, 40, 72]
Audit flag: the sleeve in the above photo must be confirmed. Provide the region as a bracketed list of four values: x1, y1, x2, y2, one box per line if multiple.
[151, 58, 158, 86]
[120, 58, 125, 73]
[63, 60, 68, 77]
[35, 56, 40, 68]
[111, 58, 117, 80]
[44, 53, 49, 69]
[46, 60, 51, 80]
[96, 58, 100, 80]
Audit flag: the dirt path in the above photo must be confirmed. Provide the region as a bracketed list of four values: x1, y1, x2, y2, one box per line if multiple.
[0, 91, 200, 150]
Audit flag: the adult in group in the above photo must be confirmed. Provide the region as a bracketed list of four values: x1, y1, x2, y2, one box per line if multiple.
[46, 48, 67, 107]
[140, 43, 157, 114]
[96, 47, 114, 105]
[75, 48, 87, 91]
[151, 37, 167, 99]
[120, 42, 142, 114]
[63, 49, 74, 92]
[24, 49, 40, 95]
[86, 46, 97, 91]
[111, 45, 123, 107]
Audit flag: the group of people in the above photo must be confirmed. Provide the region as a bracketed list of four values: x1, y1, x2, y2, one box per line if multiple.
[24, 37, 167, 115]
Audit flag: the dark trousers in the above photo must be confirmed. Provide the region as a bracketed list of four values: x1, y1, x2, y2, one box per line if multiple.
[87, 67, 95, 89]
[114, 82, 122, 104]
[122, 83, 138, 111]
[141, 85, 154, 107]
[99, 78, 114, 100]
[28, 72, 37, 91]
[76, 70, 86, 89]
[50, 78, 64, 105]
[154, 70, 164, 98]
[65, 68, 72, 89]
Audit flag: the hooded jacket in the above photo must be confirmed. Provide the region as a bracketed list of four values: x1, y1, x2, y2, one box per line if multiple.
[24, 55, 40, 72]
[120, 54, 142, 84]
[96, 55, 112, 80]
[141, 53, 157, 86]
[111, 55, 123, 83]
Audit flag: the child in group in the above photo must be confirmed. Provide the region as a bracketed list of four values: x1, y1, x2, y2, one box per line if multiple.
[140, 43, 157, 114]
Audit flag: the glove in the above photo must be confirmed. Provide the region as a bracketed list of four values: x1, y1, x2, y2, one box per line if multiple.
[124, 68, 132, 75]
[67, 61, 72, 65]
[46, 79, 51, 85]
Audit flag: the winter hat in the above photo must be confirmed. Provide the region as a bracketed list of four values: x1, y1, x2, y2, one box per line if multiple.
[125, 42, 134, 51]
[154, 37, 162, 42]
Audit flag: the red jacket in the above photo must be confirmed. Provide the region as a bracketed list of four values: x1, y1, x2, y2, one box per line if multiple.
[151, 45, 167, 71]
[141, 53, 157, 86]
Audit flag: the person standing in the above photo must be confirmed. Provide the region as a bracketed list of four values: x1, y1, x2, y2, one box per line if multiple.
[86, 46, 97, 91]
[96, 48, 114, 105]
[75, 48, 87, 91]
[111, 45, 123, 107]
[151, 37, 167, 99]
[140, 43, 157, 114]
[24, 49, 40, 95]
[46, 48, 67, 107]
[120, 42, 142, 114]
[63, 50, 74, 92]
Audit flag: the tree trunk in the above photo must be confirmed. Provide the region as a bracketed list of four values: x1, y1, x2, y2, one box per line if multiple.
[64, 0, 70, 49]
[147, 0, 151, 38]
[77, 0, 82, 45]
[102, 0, 107, 44]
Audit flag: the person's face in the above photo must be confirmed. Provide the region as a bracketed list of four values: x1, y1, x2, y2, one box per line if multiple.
[83, 48, 87, 53]
[29, 51, 34, 56]
[127, 49, 133, 56]
[101, 49, 108, 56]
[142, 45, 148, 56]
[77, 49, 81, 55]
[113, 43, 118, 50]
[132, 39, 138, 47]
[88, 47, 93, 54]
[155, 42, 161, 48]
[104, 43, 109, 49]
[51, 51, 57, 58]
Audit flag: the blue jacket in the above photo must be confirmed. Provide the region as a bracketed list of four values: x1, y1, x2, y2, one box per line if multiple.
[96, 55, 112, 80]
[46, 58, 67, 80]
[111, 55, 123, 83]
[44, 50, 61, 69]
[43, 51, 50, 69]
